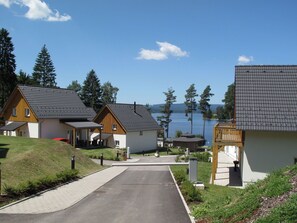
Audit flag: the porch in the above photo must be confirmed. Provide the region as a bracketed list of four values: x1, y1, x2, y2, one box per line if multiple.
[212, 122, 243, 185]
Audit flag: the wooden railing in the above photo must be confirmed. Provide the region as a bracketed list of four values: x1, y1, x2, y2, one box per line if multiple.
[213, 123, 243, 146]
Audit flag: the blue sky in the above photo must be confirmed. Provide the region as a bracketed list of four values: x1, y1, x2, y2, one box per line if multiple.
[1, 0, 297, 105]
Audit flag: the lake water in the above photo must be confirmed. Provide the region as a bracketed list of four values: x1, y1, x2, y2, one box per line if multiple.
[152, 113, 218, 145]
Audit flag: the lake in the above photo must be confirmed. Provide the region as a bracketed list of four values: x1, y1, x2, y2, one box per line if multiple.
[152, 113, 218, 145]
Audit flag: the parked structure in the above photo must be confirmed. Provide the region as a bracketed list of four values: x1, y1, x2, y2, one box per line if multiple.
[173, 134, 205, 151]
[0, 85, 101, 147]
[93, 103, 162, 153]
[212, 65, 297, 186]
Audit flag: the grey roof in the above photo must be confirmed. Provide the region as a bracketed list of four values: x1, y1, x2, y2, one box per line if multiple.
[235, 65, 297, 131]
[173, 137, 205, 143]
[64, 121, 102, 129]
[17, 86, 96, 120]
[0, 122, 26, 131]
[106, 103, 162, 132]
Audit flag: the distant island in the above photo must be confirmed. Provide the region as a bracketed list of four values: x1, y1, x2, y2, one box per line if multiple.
[149, 103, 223, 113]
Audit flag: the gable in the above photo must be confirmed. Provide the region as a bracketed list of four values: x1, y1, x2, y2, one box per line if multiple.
[235, 65, 297, 131]
[94, 107, 126, 134]
[3, 89, 37, 123]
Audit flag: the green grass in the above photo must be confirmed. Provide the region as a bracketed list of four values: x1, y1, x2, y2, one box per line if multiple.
[79, 147, 124, 160]
[0, 135, 102, 192]
[131, 147, 184, 156]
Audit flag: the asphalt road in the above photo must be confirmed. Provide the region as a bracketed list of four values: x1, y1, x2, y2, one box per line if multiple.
[0, 166, 192, 223]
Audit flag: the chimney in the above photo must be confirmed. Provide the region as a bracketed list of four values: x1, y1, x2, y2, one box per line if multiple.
[134, 101, 136, 113]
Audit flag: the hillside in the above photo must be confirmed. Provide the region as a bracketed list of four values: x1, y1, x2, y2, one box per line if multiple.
[193, 164, 297, 222]
[150, 103, 223, 113]
[0, 136, 101, 191]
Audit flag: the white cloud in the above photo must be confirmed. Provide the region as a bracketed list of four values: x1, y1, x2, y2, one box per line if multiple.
[238, 55, 254, 65]
[137, 41, 188, 60]
[0, 0, 12, 7]
[0, 0, 71, 22]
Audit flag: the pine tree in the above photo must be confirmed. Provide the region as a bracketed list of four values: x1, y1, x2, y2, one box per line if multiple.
[101, 81, 119, 106]
[0, 28, 17, 108]
[17, 70, 34, 85]
[184, 84, 198, 134]
[157, 87, 177, 138]
[67, 80, 82, 97]
[199, 85, 214, 138]
[32, 45, 56, 87]
[81, 70, 102, 112]
[223, 83, 235, 120]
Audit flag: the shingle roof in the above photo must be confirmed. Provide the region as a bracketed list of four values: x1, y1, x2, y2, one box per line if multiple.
[106, 103, 162, 132]
[18, 85, 96, 120]
[235, 65, 297, 131]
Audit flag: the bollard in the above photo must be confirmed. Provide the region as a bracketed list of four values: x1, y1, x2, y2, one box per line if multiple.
[0, 162, 2, 195]
[116, 151, 119, 159]
[100, 153, 104, 166]
[71, 155, 75, 170]
[127, 147, 130, 159]
[189, 158, 198, 183]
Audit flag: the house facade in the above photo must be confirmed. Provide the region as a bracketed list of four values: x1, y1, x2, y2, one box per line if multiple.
[93, 103, 162, 153]
[235, 65, 297, 186]
[0, 85, 101, 147]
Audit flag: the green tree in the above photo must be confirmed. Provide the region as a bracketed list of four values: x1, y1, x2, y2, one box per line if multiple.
[81, 69, 102, 112]
[17, 70, 34, 85]
[222, 83, 235, 120]
[0, 28, 17, 108]
[199, 85, 214, 138]
[184, 84, 198, 134]
[157, 87, 177, 138]
[32, 44, 56, 87]
[216, 106, 226, 121]
[67, 80, 82, 97]
[101, 81, 119, 106]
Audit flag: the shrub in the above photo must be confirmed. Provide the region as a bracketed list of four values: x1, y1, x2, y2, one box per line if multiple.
[181, 180, 202, 203]
[192, 152, 211, 162]
[174, 169, 187, 185]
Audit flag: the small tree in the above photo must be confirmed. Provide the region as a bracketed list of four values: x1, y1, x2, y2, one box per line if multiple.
[67, 80, 82, 97]
[17, 70, 34, 85]
[223, 83, 235, 120]
[101, 81, 119, 106]
[81, 70, 102, 112]
[199, 85, 214, 138]
[157, 87, 176, 138]
[0, 28, 17, 107]
[32, 44, 57, 87]
[184, 84, 198, 134]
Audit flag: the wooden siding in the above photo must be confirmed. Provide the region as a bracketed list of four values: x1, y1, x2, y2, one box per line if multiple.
[94, 107, 126, 134]
[3, 90, 37, 123]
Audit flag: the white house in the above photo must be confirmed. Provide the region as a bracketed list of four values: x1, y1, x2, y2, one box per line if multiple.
[0, 85, 101, 147]
[93, 103, 162, 153]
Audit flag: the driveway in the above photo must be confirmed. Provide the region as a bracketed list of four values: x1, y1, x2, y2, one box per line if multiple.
[0, 164, 192, 223]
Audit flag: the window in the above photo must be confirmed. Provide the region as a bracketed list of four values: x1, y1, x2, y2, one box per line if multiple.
[112, 124, 117, 131]
[25, 108, 30, 117]
[140, 131, 143, 136]
[12, 107, 17, 117]
[115, 140, 120, 147]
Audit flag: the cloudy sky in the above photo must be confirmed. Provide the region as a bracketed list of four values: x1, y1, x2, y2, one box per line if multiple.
[1, 0, 297, 105]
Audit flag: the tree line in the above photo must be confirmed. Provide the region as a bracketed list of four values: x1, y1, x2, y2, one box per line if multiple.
[0, 28, 118, 112]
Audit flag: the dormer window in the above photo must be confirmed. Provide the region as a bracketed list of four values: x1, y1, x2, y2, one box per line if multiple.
[25, 108, 30, 117]
[112, 124, 117, 131]
[12, 107, 17, 117]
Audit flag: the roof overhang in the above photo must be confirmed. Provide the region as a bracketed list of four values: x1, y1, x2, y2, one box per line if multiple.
[64, 121, 102, 129]
[0, 122, 27, 131]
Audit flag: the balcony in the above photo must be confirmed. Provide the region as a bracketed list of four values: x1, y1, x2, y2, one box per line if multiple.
[213, 122, 243, 147]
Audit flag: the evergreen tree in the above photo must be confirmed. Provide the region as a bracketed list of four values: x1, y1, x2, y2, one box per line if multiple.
[145, 103, 151, 113]
[17, 70, 34, 85]
[223, 83, 235, 120]
[199, 85, 214, 138]
[32, 45, 56, 87]
[0, 28, 17, 108]
[67, 80, 82, 97]
[184, 84, 198, 134]
[81, 69, 102, 112]
[101, 81, 119, 106]
[157, 87, 177, 138]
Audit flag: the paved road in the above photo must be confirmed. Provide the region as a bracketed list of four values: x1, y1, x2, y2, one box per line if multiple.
[0, 166, 192, 223]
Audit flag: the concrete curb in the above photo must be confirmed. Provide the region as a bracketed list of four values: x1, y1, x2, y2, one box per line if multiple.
[112, 162, 189, 166]
[168, 166, 196, 223]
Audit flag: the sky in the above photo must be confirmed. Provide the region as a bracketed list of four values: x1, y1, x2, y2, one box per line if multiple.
[1, 0, 297, 105]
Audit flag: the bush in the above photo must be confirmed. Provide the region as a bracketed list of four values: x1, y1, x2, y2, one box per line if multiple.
[192, 152, 211, 162]
[4, 169, 79, 198]
[174, 169, 187, 185]
[181, 180, 202, 203]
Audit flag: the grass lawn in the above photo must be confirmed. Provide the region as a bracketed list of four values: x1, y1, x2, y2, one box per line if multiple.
[79, 147, 125, 160]
[0, 135, 103, 193]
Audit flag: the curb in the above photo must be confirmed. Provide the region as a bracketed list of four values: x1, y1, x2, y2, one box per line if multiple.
[168, 166, 196, 223]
